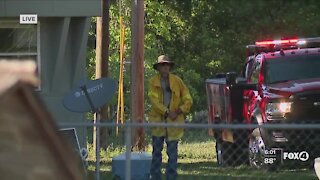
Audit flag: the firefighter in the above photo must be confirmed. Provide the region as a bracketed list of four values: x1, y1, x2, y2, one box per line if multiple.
[148, 55, 193, 180]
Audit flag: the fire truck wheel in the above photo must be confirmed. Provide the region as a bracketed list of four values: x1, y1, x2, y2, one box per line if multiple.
[216, 140, 234, 167]
[216, 141, 223, 166]
[249, 128, 266, 169]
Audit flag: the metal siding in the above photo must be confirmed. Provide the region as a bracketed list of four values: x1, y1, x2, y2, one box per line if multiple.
[4, 1, 54, 16]
[2, 0, 100, 17]
[71, 17, 90, 86]
[51, 18, 70, 91]
[40, 95, 87, 147]
[0, 1, 4, 16]
[37, 17, 89, 147]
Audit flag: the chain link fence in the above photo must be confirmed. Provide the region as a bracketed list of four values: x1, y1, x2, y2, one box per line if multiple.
[59, 121, 320, 180]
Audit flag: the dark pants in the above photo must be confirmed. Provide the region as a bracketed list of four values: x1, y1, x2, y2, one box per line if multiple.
[150, 136, 178, 180]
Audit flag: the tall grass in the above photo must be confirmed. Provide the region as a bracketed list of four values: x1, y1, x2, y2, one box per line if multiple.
[86, 129, 318, 180]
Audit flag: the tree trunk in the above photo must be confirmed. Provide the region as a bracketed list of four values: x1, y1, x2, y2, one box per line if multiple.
[131, 0, 145, 151]
[94, 0, 110, 151]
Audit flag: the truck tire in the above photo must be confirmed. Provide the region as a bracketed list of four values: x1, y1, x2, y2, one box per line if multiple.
[215, 140, 223, 166]
[216, 140, 234, 166]
[248, 128, 265, 168]
[215, 129, 249, 167]
[248, 128, 277, 171]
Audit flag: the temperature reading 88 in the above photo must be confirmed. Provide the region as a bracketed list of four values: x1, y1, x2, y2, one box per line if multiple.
[264, 157, 277, 164]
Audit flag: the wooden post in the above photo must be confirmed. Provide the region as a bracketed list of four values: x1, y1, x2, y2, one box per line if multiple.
[131, 0, 145, 151]
[95, 0, 110, 150]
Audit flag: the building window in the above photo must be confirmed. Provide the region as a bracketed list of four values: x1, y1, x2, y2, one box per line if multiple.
[0, 19, 40, 90]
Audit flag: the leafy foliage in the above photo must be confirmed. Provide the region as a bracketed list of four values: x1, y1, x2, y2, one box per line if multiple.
[87, 0, 320, 118]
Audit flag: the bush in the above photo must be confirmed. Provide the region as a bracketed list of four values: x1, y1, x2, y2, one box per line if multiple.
[191, 110, 208, 123]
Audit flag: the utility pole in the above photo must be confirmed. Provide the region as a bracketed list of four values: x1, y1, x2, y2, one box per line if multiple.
[131, 0, 145, 151]
[95, 0, 110, 150]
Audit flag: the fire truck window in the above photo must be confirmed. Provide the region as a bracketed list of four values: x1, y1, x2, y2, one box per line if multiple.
[265, 55, 320, 84]
[250, 59, 261, 83]
[244, 57, 254, 80]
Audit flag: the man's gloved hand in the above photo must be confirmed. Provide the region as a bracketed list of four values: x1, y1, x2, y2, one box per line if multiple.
[167, 111, 178, 120]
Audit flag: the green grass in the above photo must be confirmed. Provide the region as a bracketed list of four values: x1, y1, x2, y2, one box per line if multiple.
[85, 130, 318, 180]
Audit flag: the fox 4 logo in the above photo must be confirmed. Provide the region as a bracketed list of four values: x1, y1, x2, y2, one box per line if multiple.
[283, 151, 309, 161]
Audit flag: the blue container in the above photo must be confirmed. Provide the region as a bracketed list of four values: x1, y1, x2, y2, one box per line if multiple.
[112, 152, 152, 180]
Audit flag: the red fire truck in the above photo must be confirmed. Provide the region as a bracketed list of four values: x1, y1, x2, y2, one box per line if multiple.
[206, 37, 320, 169]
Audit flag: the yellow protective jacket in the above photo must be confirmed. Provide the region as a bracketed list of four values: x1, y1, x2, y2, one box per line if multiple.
[147, 73, 193, 141]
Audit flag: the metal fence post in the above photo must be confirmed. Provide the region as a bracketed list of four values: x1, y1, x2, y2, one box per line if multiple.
[125, 122, 132, 180]
[95, 115, 101, 180]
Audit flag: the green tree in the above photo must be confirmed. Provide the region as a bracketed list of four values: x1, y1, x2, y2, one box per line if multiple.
[87, 0, 320, 120]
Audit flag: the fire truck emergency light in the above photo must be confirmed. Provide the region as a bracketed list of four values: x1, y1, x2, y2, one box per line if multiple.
[255, 38, 299, 46]
[246, 37, 320, 57]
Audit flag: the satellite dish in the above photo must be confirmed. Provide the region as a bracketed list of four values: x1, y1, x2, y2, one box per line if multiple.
[63, 78, 117, 113]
